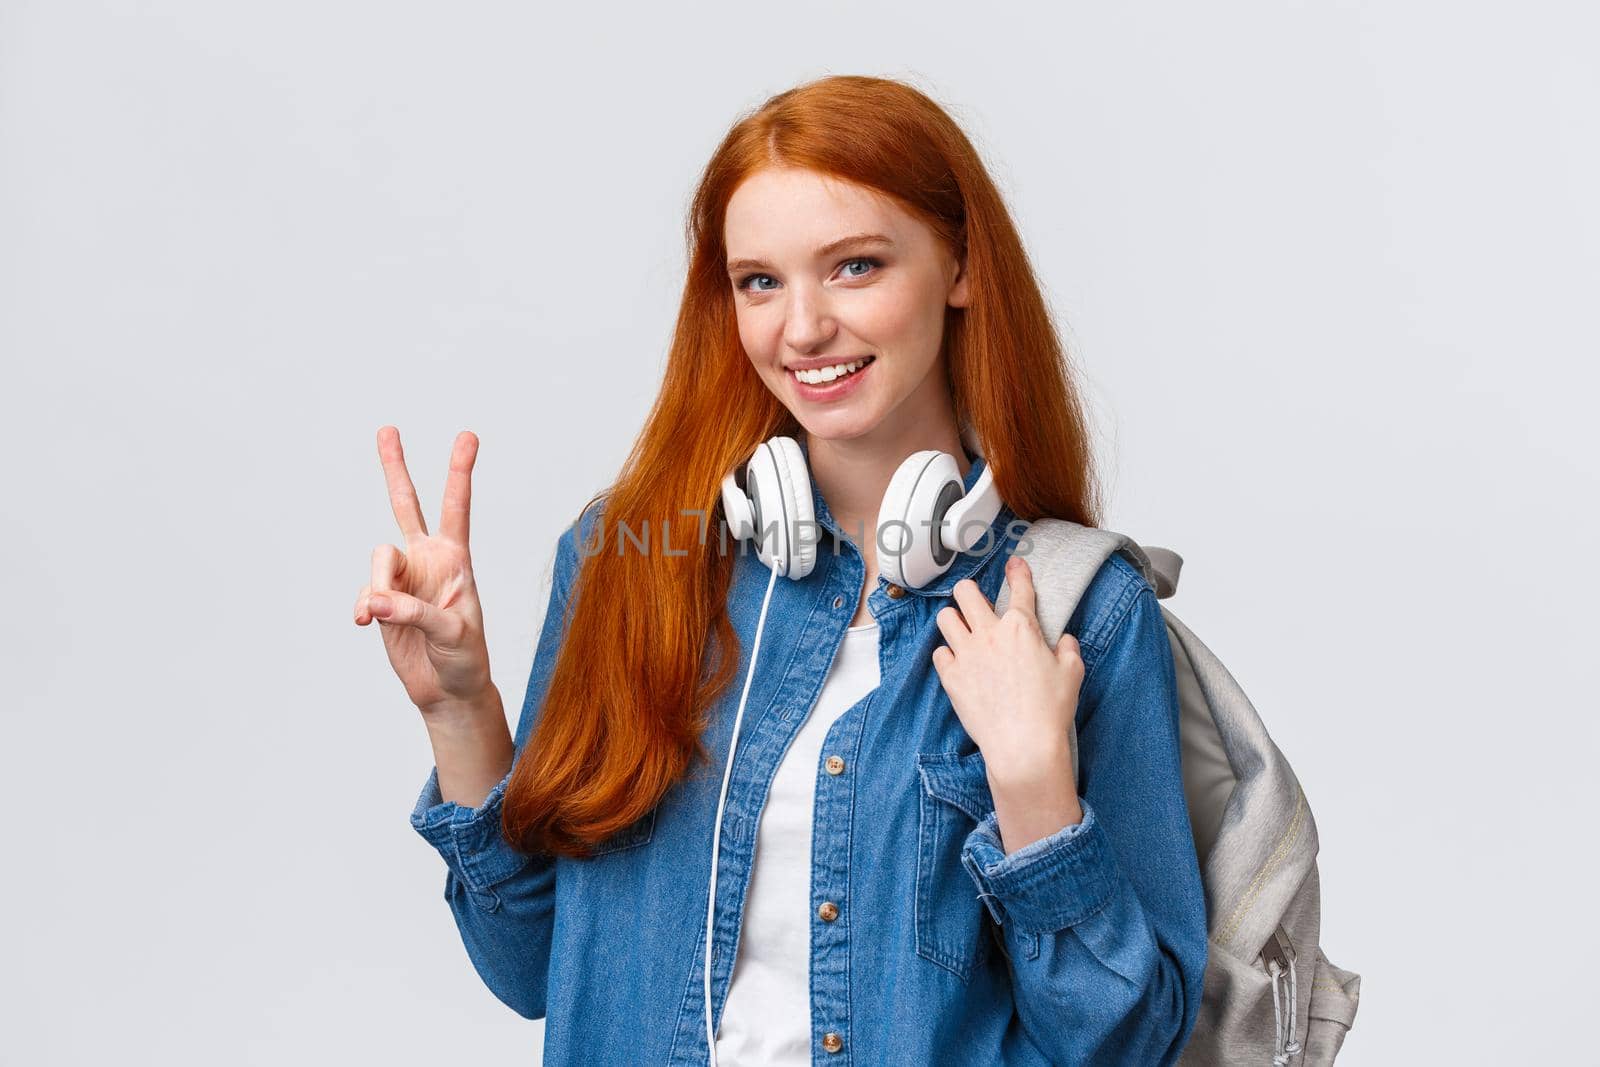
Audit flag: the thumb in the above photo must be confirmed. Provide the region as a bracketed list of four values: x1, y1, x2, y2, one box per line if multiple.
[1054, 631, 1082, 666]
[366, 589, 462, 646]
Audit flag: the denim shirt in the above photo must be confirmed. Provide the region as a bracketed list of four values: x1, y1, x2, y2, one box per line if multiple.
[410, 455, 1209, 1066]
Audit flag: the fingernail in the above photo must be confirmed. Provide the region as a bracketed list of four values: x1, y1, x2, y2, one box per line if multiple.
[369, 594, 391, 615]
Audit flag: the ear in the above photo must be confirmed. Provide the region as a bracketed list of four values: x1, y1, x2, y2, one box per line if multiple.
[947, 254, 971, 309]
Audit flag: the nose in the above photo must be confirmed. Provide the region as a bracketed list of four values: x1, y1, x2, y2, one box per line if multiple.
[782, 283, 837, 354]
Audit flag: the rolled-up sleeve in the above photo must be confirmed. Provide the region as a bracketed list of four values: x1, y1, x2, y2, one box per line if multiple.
[407, 516, 587, 1019]
[961, 800, 1111, 933]
[410, 765, 530, 908]
[959, 580, 1209, 1066]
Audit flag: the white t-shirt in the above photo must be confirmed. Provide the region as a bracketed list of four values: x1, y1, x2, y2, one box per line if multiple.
[714, 620, 882, 1065]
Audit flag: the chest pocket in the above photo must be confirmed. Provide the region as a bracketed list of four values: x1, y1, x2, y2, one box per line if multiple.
[915, 750, 997, 982]
[585, 806, 658, 858]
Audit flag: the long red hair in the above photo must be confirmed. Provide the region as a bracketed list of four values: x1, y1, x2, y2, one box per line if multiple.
[502, 74, 1104, 858]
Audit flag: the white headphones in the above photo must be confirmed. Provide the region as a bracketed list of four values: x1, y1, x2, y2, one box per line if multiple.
[717, 422, 1002, 588]
[701, 424, 1003, 1064]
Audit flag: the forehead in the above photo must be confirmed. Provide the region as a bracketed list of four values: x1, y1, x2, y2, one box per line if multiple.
[724, 168, 911, 255]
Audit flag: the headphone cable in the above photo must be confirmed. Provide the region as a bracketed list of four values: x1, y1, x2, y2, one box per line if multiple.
[704, 559, 781, 1065]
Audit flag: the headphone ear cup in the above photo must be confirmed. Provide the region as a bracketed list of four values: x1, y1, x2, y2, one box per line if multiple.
[719, 470, 755, 542]
[767, 436, 817, 579]
[738, 437, 816, 580]
[876, 450, 964, 588]
[742, 444, 784, 576]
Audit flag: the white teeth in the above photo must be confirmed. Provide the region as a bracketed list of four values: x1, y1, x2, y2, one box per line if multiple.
[792, 357, 871, 385]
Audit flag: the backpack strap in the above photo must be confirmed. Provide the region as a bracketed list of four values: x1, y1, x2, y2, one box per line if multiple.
[992, 518, 1181, 781]
[1143, 546, 1183, 600]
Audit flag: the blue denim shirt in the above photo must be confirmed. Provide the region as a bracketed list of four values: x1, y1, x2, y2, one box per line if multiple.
[411, 455, 1208, 1065]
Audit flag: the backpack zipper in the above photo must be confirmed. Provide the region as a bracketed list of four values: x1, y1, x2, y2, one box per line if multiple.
[1261, 924, 1302, 1064]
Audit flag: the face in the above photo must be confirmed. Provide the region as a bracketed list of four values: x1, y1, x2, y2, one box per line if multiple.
[723, 167, 969, 444]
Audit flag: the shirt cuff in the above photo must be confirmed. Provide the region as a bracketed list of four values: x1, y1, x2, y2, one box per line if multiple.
[410, 765, 531, 894]
[959, 796, 1118, 935]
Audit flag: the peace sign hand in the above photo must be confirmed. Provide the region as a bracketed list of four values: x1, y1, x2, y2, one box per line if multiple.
[354, 426, 495, 716]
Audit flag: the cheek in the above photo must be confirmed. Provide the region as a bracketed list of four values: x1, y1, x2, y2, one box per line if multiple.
[856, 276, 943, 350]
[734, 309, 774, 367]
[732, 310, 764, 369]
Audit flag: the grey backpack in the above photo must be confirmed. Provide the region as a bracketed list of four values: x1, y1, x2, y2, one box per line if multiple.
[994, 518, 1362, 1065]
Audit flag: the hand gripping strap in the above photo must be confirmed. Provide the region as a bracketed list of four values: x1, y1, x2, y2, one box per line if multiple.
[993, 518, 1180, 782]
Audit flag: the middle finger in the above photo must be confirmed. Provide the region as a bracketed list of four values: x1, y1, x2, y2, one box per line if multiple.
[950, 578, 996, 632]
[377, 426, 430, 540]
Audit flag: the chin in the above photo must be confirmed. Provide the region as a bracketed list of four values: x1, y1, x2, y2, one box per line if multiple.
[795, 407, 885, 443]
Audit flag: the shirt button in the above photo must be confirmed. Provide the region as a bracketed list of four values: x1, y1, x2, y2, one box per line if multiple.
[821, 1032, 844, 1054]
[832, 594, 844, 609]
[824, 755, 845, 775]
[818, 901, 839, 922]
[885, 583, 905, 599]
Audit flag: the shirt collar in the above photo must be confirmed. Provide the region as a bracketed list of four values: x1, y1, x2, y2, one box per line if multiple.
[800, 437, 1017, 598]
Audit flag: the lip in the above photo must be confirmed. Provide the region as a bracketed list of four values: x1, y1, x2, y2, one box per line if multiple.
[788, 355, 876, 403]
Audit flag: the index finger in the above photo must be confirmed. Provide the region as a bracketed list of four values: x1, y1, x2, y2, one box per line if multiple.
[438, 430, 479, 545]
[376, 425, 429, 540]
[1003, 554, 1036, 622]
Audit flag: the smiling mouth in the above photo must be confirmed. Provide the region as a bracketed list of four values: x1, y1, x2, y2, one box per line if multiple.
[789, 355, 876, 386]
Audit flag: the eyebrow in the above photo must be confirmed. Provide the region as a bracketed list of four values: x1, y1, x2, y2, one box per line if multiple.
[726, 232, 895, 276]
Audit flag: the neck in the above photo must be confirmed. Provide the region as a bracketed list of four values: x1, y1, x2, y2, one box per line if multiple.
[805, 418, 973, 557]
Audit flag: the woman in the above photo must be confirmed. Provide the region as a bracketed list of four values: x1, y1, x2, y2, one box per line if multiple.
[356, 75, 1208, 1066]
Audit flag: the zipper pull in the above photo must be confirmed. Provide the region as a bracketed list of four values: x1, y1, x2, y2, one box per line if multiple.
[1261, 925, 1301, 1063]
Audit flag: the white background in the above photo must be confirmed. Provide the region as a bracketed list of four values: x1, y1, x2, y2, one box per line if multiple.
[3, 2, 1594, 1063]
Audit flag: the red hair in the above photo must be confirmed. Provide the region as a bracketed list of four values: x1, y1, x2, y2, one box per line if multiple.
[502, 74, 1103, 858]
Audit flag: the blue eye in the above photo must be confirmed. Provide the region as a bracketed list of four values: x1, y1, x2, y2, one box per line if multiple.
[840, 256, 880, 278]
[735, 257, 882, 293]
